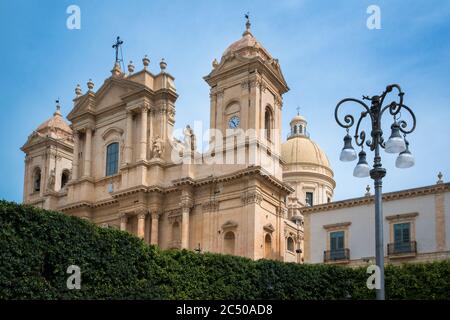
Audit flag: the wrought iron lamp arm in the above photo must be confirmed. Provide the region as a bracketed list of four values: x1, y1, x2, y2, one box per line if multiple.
[334, 98, 372, 128]
[380, 102, 416, 135]
[334, 98, 373, 148]
[379, 84, 404, 109]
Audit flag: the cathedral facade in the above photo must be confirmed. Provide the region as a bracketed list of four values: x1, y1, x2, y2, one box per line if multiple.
[21, 21, 335, 263]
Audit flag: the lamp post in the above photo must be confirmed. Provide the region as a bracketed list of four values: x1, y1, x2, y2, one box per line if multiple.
[334, 84, 416, 300]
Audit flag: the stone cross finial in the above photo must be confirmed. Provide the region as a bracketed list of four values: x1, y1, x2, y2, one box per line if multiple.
[296, 106, 300, 115]
[437, 172, 444, 184]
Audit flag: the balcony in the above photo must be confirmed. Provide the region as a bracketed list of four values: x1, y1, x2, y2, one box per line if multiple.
[387, 241, 417, 258]
[324, 248, 350, 263]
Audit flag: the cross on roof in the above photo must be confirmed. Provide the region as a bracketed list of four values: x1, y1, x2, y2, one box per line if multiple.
[112, 36, 124, 63]
[296, 107, 300, 115]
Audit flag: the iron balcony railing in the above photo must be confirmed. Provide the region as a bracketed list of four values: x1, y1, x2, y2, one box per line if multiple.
[387, 241, 417, 255]
[324, 248, 350, 262]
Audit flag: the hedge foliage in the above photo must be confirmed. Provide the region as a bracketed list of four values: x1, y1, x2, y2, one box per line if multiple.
[1, 200, 449, 299]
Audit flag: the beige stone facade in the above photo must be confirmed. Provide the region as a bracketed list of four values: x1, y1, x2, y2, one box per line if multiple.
[21, 21, 335, 262]
[23, 21, 446, 267]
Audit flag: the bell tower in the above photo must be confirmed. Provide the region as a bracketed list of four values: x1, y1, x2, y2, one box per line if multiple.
[204, 16, 289, 178]
[204, 17, 289, 177]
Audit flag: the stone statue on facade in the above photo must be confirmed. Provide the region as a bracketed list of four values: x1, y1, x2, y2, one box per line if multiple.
[152, 136, 164, 158]
[183, 125, 196, 152]
[47, 169, 56, 191]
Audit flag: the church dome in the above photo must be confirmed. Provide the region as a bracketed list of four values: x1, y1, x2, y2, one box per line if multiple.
[36, 103, 72, 138]
[281, 114, 332, 170]
[281, 136, 331, 168]
[221, 19, 272, 61]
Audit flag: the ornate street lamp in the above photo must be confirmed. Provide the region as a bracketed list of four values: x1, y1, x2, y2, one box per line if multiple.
[334, 84, 416, 300]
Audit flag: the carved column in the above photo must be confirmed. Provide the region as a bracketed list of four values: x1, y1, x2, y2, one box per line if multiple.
[83, 127, 92, 177]
[149, 108, 153, 150]
[150, 211, 160, 245]
[137, 210, 147, 239]
[180, 192, 193, 249]
[72, 131, 79, 180]
[162, 103, 168, 141]
[124, 110, 133, 164]
[181, 207, 190, 249]
[23, 156, 32, 200]
[139, 105, 148, 161]
[119, 213, 128, 231]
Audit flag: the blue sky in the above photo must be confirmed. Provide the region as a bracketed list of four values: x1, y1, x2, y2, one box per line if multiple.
[0, 0, 449, 202]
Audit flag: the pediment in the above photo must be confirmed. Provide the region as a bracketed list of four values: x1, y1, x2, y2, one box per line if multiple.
[206, 55, 289, 93]
[95, 78, 145, 111]
[21, 133, 44, 151]
[67, 77, 145, 120]
[221, 220, 238, 230]
[67, 93, 95, 121]
[101, 126, 124, 140]
[207, 54, 252, 79]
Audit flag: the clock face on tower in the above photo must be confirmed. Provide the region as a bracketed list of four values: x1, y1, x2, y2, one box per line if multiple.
[228, 115, 240, 129]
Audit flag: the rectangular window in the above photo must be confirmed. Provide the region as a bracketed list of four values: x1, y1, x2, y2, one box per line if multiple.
[330, 231, 345, 260]
[106, 142, 119, 176]
[393, 222, 411, 253]
[305, 192, 313, 206]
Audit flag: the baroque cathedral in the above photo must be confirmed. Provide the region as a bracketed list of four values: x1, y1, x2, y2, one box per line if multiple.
[21, 20, 336, 263]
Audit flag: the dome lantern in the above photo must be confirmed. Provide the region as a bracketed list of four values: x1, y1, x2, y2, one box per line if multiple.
[288, 109, 309, 139]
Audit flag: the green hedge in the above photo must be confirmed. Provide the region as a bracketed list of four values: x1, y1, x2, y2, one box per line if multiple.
[0, 200, 449, 299]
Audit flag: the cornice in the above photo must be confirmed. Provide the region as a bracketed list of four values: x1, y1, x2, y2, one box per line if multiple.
[283, 170, 336, 188]
[21, 136, 74, 154]
[385, 212, 419, 221]
[204, 58, 289, 94]
[110, 184, 165, 199]
[59, 201, 93, 212]
[302, 183, 450, 214]
[323, 222, 351, 230]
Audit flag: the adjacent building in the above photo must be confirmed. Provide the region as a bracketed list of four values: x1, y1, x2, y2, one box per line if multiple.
[304, 178, 450, 266]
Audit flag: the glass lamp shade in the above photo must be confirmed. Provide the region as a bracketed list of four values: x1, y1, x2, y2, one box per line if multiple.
[353, 150, 370, 178]
[339, 134, 357, 162]
[385, 122, 406, 154]
[395, 140, 414, 168]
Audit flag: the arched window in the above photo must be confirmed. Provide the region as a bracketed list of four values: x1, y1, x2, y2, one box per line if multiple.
[223, 231, 236, 255]
[33, 167, 41, 192]
[61, 169, 70, 189]
[106, 142, 119, 176]
[264, 234, 272, 258]
[287, 237, 295, 252]
[264, 107, 272, 141]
